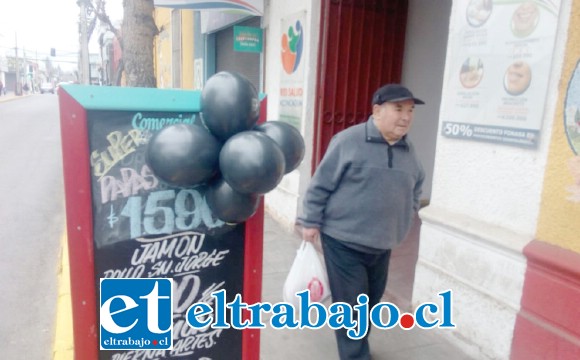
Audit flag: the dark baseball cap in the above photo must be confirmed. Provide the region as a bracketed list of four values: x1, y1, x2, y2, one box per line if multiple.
[372, 84, 425, 105]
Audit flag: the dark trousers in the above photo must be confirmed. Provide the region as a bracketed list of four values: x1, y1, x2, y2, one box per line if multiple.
[321, 233, 392, 360]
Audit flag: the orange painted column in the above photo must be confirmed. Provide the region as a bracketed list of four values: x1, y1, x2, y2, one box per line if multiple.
[511, 2, 580, 359]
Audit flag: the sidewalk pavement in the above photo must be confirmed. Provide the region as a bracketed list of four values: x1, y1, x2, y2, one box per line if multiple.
[0, 91, 31, 103]
[53, 212, 473, 360]
[0, 91, 16, 102]
[260, 214, 472, 360]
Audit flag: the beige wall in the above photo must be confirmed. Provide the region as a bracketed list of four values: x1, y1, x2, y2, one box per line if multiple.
[154, 9, 195, 89]
[154, 8, 172, 89]
[181, 10, 195, 89]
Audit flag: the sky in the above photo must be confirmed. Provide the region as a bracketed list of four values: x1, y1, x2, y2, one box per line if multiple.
[0, 0, 123, 71]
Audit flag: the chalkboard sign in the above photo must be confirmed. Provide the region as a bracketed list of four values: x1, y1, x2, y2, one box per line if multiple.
[59, 85, 265, 360]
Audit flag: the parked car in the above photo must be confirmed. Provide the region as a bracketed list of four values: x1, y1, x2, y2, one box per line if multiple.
[40, 82, 55, 94]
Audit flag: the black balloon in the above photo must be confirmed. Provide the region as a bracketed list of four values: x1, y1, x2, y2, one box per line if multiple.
[254, 121, 305, 173]
[220, 131, 286, 194]
[147, 124, 221, 187]
[206, 178, 261, 223]
[201, 71, 260, 141]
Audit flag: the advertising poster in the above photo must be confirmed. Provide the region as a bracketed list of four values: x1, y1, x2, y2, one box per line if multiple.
[563, 59, 580, 202]
[565, 61, 580, 157]
[279, 11, 306, 129]
[442, 0, 561, 147]
[59, 86, 265, 359]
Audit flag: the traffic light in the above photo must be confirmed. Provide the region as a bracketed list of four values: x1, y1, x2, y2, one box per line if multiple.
[50, 48, 56, 56]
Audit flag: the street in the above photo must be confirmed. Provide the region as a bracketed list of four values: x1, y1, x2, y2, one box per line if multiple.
[0, 94, 65, 359]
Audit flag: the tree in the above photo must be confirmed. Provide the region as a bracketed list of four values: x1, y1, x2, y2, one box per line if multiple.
[87, 0, 158, 87]
[122, 0, 158, 87]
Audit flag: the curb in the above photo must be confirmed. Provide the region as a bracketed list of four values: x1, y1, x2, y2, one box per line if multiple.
[53, 234, 74, 360]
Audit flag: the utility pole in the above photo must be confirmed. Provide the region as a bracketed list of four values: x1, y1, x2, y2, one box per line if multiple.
[23, 47, 28, 93]
[15, 32, 20, 95]
[78, 0, 90, 84]
[35, 50, 39, 92]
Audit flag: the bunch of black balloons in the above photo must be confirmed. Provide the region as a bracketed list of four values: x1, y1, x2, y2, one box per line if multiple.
[147, 71, 305, 223]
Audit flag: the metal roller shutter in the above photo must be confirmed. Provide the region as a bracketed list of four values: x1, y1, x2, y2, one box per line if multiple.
[215, 17, 261, 91]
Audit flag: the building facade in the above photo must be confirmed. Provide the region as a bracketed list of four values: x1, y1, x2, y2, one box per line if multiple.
[155, 0, 580, 358]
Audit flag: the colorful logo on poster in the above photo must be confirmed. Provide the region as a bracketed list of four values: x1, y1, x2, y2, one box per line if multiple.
[281, 21, 303, 74]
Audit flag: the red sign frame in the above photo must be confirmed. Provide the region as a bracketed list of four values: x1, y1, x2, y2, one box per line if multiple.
[58, 86, 265, 359]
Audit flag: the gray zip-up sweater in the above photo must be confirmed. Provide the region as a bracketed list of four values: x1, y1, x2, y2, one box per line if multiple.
[298, 117, 424, 251]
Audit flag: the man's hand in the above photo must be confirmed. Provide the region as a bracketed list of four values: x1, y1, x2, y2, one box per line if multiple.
[302, 227, 320, 243]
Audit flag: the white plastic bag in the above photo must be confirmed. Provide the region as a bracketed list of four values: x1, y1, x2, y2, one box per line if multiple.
[283, 240, 331, 306]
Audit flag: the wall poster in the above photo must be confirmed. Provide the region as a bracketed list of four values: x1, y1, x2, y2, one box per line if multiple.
[564, 59, 580, 202]
[279, 10, 306, 130]
[442, 0, 561, 147]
